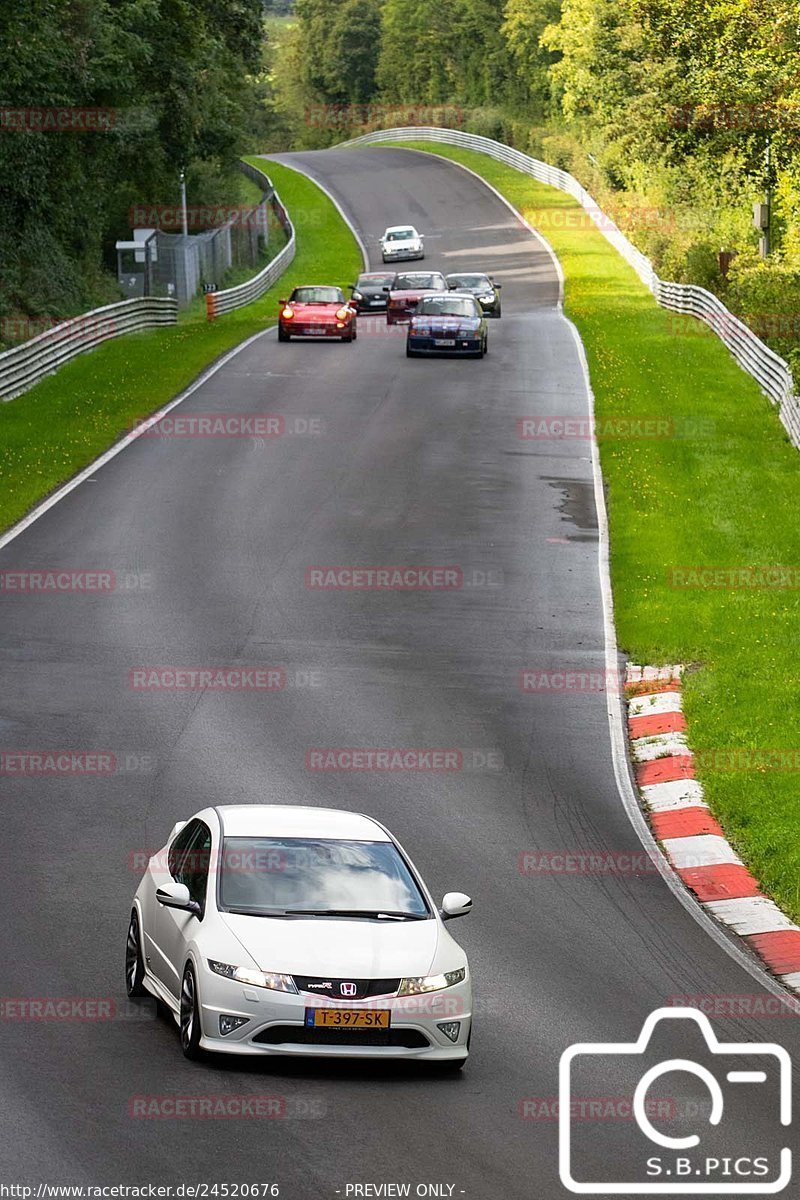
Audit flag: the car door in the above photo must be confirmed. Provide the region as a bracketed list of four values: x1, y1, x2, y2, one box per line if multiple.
[154, 820, 212, 1000]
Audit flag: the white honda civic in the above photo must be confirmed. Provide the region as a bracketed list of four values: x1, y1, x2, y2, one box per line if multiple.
[126, 805, 473, 1067]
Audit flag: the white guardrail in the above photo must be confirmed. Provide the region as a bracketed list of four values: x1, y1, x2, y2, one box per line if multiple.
[340, 127, 800, 448]
[0, 297, 177, 403]
[206, 162, 296, 318]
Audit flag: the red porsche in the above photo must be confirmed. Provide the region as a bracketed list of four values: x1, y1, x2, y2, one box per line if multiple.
[384, 271, 448, 325]
[278, 286, 357, 342]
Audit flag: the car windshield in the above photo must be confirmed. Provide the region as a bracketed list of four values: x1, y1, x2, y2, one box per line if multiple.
[416, 296, 478, 318]
[448, 275, 491, 290]
[219, 837, 431, 917]
[385, 229, 415, 241]
[290, 287, 343, 304]
[393, 274, 444, 290]
[357, 273, 394, 286]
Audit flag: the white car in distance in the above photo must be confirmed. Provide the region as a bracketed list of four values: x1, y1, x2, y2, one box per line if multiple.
[381, 225, 425, 262]
[126, 805, 473, 1068]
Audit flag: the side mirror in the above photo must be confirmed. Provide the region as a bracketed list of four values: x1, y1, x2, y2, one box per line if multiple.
[278, 298, 287, 306]
[440, 892, 472, 920]
[157, 882, 201, 916]
[382, 286, 390, 293]
[495, 283, 503, 289]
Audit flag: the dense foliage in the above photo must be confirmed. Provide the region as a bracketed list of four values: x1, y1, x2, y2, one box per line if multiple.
[0, 0, 269, 326]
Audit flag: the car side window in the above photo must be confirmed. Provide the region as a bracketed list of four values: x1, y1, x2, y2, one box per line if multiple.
[180, 822, 213, 909]
[168, 820, 201, 879]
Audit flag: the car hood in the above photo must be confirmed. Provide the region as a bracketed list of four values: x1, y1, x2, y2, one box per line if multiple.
[219, 912, 440, 977]
[411, 315, 481, 331]
[287, 303, 343, 318]
[390, 289, 441, 301]
[383, 238, 420, 248]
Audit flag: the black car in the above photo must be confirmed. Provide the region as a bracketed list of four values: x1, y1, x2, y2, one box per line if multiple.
[406, 293, 488, 358]
[445, 272, 502, 317]
[350, 271, 396, 312]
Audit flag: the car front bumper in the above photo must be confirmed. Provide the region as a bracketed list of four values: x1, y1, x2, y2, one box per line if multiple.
[282, 321, 351, 337]
[382, 248, 424, 261]
[195, 972, 472, 1060]
[407, 334, 483, 354]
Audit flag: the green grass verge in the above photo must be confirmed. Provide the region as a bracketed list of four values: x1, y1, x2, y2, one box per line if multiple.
[393, 140, 800, 923]
[0, 157, 363, 534]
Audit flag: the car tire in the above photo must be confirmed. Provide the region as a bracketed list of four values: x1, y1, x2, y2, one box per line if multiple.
[278, 326, 290, 342]
[406, 344, 417, 357]
[180, 963, 203, 1060]
[125, 909, 147, 998]
[494, 306, 502, 319]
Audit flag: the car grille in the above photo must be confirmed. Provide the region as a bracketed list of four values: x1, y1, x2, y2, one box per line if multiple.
[253, 1025, 430, 1049]
[293, 977, 400, 1000]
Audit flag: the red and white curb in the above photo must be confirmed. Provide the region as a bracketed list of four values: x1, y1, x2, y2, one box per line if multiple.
[626, 664, 800, 996]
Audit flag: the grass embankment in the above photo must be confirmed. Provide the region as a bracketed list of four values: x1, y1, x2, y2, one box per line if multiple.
[393, 140, 800, 923]
[0, 157, 363, 533]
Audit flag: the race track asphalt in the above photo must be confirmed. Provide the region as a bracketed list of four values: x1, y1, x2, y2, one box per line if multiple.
[0, 146, 796, 1197]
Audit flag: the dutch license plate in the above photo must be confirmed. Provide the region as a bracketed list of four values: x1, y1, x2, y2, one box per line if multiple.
[306, 328, 326, 336]
[434, 338, 456, 347]
[306, 1008, 391, 1029]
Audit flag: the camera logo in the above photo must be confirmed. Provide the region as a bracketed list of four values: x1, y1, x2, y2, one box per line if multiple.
[559, 1007, 792, 1193]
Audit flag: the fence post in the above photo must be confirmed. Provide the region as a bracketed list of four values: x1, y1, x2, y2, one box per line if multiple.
[205, 291, 217, 321]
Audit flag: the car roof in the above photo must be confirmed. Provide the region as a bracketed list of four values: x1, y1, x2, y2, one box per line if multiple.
[207, 804, 392, 841]
[384, 225, 417, 233]
[446, 272, 490, 280]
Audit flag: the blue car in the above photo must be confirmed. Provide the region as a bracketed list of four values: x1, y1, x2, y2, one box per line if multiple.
[406, 293, 488, 359]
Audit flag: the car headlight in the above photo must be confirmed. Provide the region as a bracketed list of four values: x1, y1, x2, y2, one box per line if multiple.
[479, 295, 494, 303]
[398, 968, 466, 995]
[353, 291, 363, 300]
[208, 960, 298, 993]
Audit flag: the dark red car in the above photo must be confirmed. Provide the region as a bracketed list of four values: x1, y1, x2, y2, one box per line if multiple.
[278, 286, 357, 342]
[384, 271, 448, 325]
